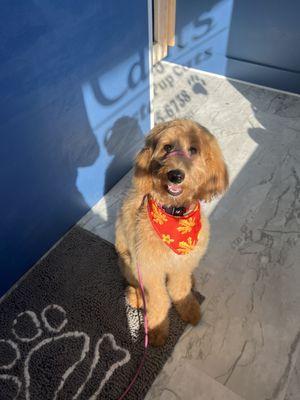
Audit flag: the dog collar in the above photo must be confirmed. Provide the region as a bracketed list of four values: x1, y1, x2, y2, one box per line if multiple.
[147, 197, 202, 255]
[162, 205, 187, 217]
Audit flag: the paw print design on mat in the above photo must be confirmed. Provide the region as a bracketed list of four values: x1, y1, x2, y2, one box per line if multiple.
[0, 304, 130, 400]
[0, 339, 22, 399]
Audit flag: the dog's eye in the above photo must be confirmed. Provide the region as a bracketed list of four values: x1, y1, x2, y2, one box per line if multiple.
[189, 147, 197, 155]
[164, 144, 173, 153]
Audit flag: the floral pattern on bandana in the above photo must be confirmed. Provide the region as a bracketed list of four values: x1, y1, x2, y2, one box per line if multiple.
[148, 197, 202, 255]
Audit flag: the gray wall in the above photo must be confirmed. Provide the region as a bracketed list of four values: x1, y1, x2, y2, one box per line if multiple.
[167, 0, 300, 93]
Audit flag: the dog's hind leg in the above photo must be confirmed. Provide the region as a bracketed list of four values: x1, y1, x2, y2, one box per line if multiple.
[141, 273, 170, 347]
[167, 271, 201, 326]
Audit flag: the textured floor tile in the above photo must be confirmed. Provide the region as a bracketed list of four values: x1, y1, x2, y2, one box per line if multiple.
[145, 359, 245, 400]
[284, 352, 300, 400]
[147, 62, 300, 400]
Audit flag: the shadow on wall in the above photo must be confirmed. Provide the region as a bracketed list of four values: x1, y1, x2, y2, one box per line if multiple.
[79, 44, 152, 203]
[0, 0, 150, 295]
[104, 117, 144, 193]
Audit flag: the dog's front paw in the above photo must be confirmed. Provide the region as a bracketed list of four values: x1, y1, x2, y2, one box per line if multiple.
[126, 286, 143, 309]
[175, 294, 201, 325]
[148, 327, 168, 347]
[148, 319, 169, 347]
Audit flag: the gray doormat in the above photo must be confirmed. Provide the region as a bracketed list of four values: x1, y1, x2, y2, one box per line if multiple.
[0, 226, 204, 400]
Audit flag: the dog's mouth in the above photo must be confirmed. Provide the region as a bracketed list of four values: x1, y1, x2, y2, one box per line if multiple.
[167, 184, 183, 197]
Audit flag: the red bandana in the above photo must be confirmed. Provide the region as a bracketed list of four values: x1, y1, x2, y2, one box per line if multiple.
[147, 197, 202, 255]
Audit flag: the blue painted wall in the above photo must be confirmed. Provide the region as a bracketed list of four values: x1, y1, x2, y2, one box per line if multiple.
[0, 1, 151, 296]
[166, 0, 300, 94]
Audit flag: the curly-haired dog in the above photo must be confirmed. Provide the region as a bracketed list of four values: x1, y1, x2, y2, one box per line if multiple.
[115, 119, 228, 346]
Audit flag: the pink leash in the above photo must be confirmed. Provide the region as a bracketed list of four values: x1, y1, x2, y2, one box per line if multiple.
[165, 149, 191, 159]
[118, 263, 148, 399]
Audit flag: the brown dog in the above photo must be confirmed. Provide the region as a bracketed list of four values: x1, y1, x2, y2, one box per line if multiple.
[115, 119, 228, 346]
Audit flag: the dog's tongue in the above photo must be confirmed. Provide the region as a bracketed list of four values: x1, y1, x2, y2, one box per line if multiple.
[167, 184, 183, 195]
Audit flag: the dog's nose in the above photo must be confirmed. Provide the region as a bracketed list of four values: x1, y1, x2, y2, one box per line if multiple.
[167, 169, 185, 184]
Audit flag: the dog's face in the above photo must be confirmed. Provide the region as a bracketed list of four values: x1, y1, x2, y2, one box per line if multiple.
[134, 120, 228, 206]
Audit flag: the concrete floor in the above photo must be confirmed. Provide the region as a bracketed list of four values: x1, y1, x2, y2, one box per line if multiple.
[79, 61, 300, 400]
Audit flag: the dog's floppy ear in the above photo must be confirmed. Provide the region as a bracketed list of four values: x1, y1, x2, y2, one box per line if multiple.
[197, 127, 229, 202]
[133, 146, 153, 194]
[133, 122, 172, 194]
